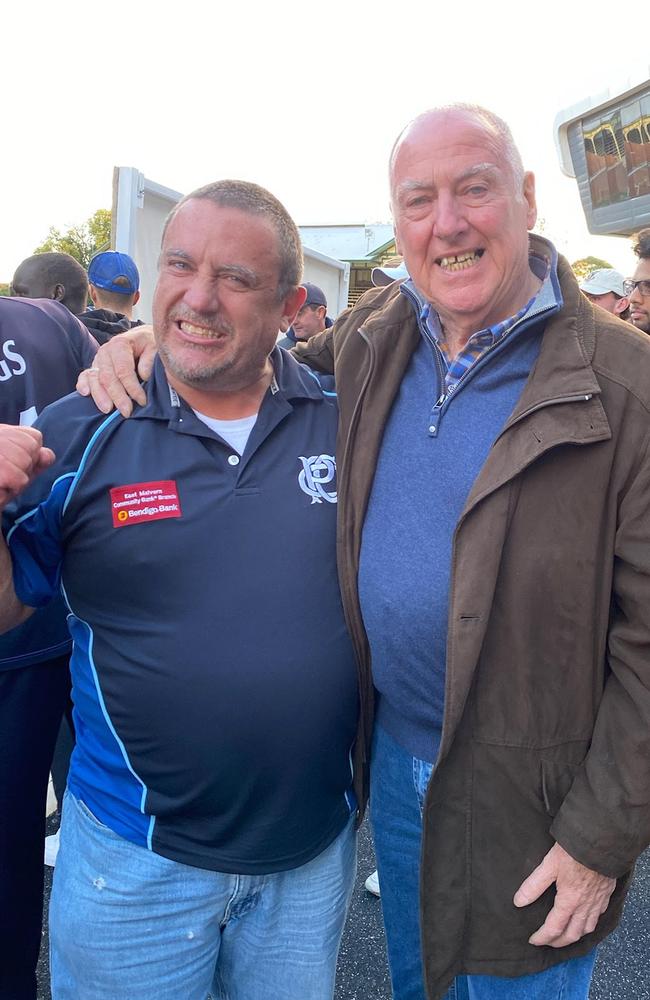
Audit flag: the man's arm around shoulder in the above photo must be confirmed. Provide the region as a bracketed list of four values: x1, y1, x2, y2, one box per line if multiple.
[290, 323, 338, 375]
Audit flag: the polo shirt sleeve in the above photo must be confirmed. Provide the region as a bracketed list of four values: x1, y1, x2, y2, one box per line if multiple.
[3, 469, 71, 609]
[2, 395, 99, 609]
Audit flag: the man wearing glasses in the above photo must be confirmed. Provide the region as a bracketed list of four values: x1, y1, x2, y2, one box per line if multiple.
[625, 229, 650, 334]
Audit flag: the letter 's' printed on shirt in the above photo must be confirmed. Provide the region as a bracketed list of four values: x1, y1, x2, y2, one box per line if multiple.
[110, 481, 182, 527]
[298, 455, 337, 504]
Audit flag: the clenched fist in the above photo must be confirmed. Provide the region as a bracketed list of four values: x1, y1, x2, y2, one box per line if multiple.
[0, 425, 55, 511]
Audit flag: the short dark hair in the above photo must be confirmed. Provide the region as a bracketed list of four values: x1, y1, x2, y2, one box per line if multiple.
[13, 252, 88, 315]
[632, 229, 650, 260]
[162, 180, 303, 301]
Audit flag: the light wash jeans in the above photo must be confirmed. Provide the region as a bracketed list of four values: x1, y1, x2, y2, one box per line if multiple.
[50, 790, 356, 1000]
[370, 725, 597, 1000]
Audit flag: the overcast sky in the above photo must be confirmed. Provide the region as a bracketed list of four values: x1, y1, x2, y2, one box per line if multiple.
[1, 0, 646, 282]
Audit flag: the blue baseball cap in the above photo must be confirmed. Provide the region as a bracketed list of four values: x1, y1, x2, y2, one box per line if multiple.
[88, 251, 140, 295]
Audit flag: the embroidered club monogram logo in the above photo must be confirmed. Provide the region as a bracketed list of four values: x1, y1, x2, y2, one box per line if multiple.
[298, 455, 337, 504]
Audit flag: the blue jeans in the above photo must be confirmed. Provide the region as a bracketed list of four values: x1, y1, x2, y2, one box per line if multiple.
[50, 791, 356, 1000]
[370, 725, 597, 1000]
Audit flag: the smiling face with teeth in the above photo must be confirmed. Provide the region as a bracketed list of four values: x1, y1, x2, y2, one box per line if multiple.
[390, 108, 540, 352]
[152, 197, 304, 414]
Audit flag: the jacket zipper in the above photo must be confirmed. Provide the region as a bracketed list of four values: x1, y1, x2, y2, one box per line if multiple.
[419, 297, 562, 437]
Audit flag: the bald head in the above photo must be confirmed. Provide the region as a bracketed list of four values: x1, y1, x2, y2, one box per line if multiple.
[389, 104, 525, 208]
[11, 252, 88, 316]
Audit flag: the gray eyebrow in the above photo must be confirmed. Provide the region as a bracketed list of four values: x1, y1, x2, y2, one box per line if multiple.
[456, 162, 499, 182]
[395, 163, 500, 199]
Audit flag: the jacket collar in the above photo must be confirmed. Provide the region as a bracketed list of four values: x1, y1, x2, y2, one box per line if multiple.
[400, 234, 560, 340]
[461, 241, 611, 521]
[357, 235, 604, 413]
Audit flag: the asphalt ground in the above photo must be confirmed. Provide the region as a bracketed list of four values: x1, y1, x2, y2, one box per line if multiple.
[36, 815, 649, 999]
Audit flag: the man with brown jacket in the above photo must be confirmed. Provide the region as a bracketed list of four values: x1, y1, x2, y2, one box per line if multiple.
[76, 105, 650, 1000]
[292, 104, 650, 1000]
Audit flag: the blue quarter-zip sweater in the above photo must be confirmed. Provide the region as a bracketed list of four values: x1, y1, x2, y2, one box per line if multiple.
[358, 255, 562, 762]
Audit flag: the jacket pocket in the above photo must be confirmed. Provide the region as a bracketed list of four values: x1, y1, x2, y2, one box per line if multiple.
[540, 758, 581, 817]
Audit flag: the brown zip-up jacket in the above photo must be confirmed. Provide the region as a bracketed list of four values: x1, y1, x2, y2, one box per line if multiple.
[294, 241, 650, 998]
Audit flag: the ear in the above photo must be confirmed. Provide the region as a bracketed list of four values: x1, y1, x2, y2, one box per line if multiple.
[89, 286, 99, 306]
[523, 171, 537, 231]
[279, 285, 308, 332]
[614, 297, 629, 316]
[133, 290, 141, 306]
[53, 284, 65, 302]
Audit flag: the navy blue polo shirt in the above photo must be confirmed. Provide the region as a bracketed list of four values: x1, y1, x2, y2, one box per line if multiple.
[0, 296, 98, 670]
[3, 348, 359, 873]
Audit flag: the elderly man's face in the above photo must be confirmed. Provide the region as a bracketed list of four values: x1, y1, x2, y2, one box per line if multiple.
[391, 111, 537, 333]
[153, 198, 302, 395]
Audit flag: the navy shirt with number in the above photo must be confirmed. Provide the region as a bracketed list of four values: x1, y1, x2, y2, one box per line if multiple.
[0, 297, 98, 669]
[3, 349, 359, 872]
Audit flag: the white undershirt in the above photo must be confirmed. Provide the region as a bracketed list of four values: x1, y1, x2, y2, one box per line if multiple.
[192, 410, 258, 455]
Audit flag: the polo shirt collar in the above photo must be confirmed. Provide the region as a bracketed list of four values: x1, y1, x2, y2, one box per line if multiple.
[133, 346, 327, 420]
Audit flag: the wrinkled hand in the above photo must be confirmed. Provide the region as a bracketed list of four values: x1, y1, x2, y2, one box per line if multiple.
[76, 325, 157, 417]
[513, 842, 615, 947]
[0, 425, 55, 511]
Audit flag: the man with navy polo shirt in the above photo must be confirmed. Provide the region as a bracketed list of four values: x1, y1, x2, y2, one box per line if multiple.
[0, 181, 359, 1000]
[0, 297, 97, 1000]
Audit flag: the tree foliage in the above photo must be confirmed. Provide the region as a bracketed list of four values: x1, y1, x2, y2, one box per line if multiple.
[33, 209, 111, 269]
[570, 256, 613, 281]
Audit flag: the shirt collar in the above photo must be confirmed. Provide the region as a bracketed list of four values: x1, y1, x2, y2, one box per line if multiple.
[133, 346, 328, 421]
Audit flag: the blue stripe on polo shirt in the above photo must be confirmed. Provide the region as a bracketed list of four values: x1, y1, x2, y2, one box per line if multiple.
[62, 410, 122, 515]
[64, 607, 153, 848]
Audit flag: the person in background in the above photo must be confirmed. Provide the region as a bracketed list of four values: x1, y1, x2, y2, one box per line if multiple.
[78, 251, 144, 344]
[578, 268, 629, 318]
[370, 259, 409, 288]
[625, 228, 650, 334]
[277, 282, 332, 347]
[0, 296, 97, 1000]
[11, 253, 89, 317]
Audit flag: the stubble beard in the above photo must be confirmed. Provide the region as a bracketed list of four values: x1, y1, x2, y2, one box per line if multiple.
[156, 309, 239, 390]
